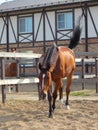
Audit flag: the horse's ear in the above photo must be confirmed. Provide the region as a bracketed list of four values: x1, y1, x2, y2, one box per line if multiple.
[39, 63, 42, 70]
[11, 47, 17, 52]
[56, 46, 59, 51]
[14, 47, 16, 51]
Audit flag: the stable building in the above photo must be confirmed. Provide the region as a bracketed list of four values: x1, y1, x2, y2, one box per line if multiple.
[0, 0, 98, 53]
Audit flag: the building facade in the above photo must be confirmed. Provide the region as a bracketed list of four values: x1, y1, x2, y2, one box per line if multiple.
[0, 0, 98, 53]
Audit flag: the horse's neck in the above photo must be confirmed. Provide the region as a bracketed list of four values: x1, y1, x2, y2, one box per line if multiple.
[43, 44, 58, 68]
[49, 53, 59, 72]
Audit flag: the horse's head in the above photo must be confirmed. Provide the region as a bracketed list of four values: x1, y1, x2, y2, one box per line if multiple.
[11, 47, 16, 52]
[38, 63, 52, 98]
[38, 43, 59, 98]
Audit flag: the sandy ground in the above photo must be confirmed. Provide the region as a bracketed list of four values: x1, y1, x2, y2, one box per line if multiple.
[0, 89, 98, 130]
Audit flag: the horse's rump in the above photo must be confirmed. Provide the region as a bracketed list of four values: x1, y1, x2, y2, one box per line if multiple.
[51, 46, 75, 79]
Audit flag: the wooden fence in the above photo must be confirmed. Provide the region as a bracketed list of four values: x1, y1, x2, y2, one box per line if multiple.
[0, 51, 98, 103]
[74, 51, 98, 92]
[0, 52, 41, 103]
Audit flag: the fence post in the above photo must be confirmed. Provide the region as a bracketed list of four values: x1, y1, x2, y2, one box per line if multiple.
[35, 58, 41, 100]
[16, 59, 19, 92]
[82, 58, 85, 90]
[1, 58, 6, 103]
[95, 58, 98, 93]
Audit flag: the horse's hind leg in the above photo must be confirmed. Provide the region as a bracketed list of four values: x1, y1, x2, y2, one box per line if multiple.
[66, 73, 73, 109]
[59, 84, 64, 103]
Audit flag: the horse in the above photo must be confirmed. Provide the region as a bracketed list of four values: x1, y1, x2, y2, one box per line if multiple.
[38, 25, 81, 118]
[5, 47, 17, 93]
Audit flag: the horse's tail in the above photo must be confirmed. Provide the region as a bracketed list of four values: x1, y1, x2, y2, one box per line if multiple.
[68, 25, 82, 49]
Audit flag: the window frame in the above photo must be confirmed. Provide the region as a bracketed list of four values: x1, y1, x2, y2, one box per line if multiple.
[57, 11, 74, 31]
[18, 15, 33, 34]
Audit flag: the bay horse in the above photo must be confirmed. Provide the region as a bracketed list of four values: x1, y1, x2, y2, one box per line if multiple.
[5, 47, 17, 93]
[38, 25, 81, 118]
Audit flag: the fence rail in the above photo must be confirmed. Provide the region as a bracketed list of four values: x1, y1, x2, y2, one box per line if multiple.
[0, 77, 39, 85]
[0, 52, 41, 58]
[75, 51, 98, 57]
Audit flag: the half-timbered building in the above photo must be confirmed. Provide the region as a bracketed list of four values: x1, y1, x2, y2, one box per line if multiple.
[0, 0, 98, 53]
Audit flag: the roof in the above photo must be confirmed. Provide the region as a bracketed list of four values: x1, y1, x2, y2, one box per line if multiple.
[0, 0, 93, 13]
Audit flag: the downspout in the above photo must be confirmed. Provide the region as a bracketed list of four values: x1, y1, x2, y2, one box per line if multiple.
[6, 13, 9, 52]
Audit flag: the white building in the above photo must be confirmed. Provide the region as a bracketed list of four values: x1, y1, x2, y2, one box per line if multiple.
[0, 0, 98, 52]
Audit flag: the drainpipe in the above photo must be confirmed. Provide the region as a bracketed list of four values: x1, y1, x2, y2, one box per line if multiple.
[6, 13, 9, 52]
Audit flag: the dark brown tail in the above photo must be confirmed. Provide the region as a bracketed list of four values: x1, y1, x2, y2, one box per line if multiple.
[68, 25, 82, 49]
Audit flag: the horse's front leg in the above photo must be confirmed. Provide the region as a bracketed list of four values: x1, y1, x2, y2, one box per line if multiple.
[52, 80, 62, 110]
[48, 90, 53, 118]
[52, 89, 58, 111]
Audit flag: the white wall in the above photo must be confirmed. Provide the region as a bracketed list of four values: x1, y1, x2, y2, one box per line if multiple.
[0, 17, 6, 43]
[9, 16, 17, 43]
[45, 11, 55, 40]
[34, 13, 43, 41]
[88, 6, 98, 37]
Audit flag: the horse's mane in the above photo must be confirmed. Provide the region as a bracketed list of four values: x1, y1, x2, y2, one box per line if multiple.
[43, 43, 59, 70]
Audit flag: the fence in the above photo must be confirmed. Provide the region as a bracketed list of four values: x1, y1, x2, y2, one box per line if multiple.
[0, 52, 41, 103]
[74, 51, 98, 92]
[0, 51, 98, 104]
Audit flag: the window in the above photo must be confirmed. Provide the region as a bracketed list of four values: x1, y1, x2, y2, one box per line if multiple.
[57, 12, 73, 30]
[19, 16, 32, 33]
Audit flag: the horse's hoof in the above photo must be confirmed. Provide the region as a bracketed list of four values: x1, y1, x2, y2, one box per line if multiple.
[49, 115, 53, 118]
[48, 113, 53, 118]
[59, 99, 63, 104]
[66, 105, 70, 110]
